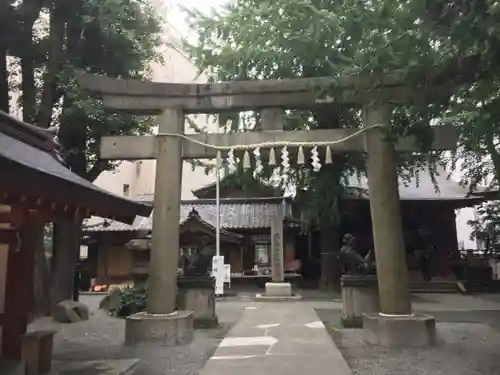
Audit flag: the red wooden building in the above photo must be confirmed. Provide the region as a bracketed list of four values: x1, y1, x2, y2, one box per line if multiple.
[0, 110, 152, 360]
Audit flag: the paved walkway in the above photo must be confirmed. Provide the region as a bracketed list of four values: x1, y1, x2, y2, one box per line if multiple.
[199, 302, 352, 375]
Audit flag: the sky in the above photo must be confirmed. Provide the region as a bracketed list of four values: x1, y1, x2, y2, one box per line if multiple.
[165, 0, 230, 40]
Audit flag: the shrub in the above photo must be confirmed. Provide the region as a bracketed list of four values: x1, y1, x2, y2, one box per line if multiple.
[114, 283, 148, 317]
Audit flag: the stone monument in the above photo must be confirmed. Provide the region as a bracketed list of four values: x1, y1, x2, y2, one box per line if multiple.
[177, 236, 218, 328]
[177, 277, 218, 328]
[256, 217, 301, 301]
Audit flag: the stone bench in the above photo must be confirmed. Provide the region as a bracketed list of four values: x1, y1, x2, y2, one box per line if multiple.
[22, 330, 57, 375]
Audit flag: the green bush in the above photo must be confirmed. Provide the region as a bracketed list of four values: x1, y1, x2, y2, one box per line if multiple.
[114, 283, 148, 317]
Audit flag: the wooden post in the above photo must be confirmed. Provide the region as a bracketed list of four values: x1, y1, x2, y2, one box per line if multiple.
[363, 104, 412, 315]
[271, 217, 284, 283]
[147, 109, 184, 315]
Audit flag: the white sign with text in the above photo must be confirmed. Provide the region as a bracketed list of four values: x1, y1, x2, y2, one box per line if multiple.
[212, 255, 225, 295]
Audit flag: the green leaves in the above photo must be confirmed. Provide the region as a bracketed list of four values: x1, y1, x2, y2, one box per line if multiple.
[185, 0, 500, 226]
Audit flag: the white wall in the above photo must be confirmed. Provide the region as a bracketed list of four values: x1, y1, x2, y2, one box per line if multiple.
[451, 166, 478, 250]
[455, 207, 477, 250]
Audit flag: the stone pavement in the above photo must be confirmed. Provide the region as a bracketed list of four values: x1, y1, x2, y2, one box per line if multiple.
[199, 302, 352, 375]
[51, 359, 139, 375]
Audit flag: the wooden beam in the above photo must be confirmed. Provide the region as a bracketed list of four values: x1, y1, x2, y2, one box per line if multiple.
[100, 126, 458, 160]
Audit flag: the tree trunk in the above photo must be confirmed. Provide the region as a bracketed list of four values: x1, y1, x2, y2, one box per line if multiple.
[50, 97, 87, 307]
[18, 0, 42, 122]
[319, 226, 341, 290]
[50, 220, 81, 306]
[317, 159, 344, 291]
[0, 44, 9, 113]
[37, 0, 66, 128]
[31, 223, 51, 316]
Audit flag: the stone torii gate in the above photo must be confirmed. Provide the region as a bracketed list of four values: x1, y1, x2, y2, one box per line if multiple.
[78, 73, 457, 346]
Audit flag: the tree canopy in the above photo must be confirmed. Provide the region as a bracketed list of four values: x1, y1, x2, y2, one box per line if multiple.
[184, 0, 500, 285]
[185, 0, 500, 212]
[1, 0, 163, 179]
[1, 0, 164, 311]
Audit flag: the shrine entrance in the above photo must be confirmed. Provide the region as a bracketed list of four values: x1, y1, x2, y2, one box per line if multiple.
[78, 71, 461, 345]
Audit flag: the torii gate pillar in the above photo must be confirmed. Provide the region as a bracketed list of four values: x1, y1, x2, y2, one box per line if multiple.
[124, 108, 195, 347]
[361, 104, 436, 347]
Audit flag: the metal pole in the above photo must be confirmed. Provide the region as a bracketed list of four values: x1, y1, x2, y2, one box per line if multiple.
[216, 151, 221, 257]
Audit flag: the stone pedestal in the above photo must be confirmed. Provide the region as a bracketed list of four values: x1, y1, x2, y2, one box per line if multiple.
[265, 281, 292, 296]
[177, 277, 218, 329]
[341, 274, 379, 328]
[255, 282, 302, 301]
[124, 310, 194, 346]
[362, 312, 436, 347]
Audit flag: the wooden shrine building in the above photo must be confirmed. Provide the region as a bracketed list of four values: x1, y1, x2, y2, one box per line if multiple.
[0, 110, 152, 360]
[82, 165, 482, 289]
[82, 196, 298, 286]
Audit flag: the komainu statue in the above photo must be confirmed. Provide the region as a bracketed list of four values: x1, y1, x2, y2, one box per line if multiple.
[339, 233, 372, 275]
[182, 235, 216, 278]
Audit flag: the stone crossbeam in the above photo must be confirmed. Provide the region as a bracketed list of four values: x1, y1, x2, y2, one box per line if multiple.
[100, 126, 457, 160]
[77, 72, 462, 114]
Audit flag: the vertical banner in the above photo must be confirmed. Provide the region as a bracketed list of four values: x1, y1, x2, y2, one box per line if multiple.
[212, 255, 225, 295]
[224, 264, 231, 289]
[271, 217, 284, 283]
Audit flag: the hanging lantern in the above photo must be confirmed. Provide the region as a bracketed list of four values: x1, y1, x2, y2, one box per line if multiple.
[297, 146, 305, 165]
[311, 146, 322, 172]
[325, 145, 332, 164]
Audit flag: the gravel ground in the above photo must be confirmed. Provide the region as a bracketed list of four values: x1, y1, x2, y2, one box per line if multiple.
[30, 295, 246, 375]
[316, 308, 500, 375]
[29, 292, 500, 375]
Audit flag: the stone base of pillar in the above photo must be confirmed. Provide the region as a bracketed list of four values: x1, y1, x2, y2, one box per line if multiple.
[341, 274, 379, 328]
[255, 282, 302, 301]
[177, 277, 218, 329]
[362, 312, 436, 347]
[124, 310, 194, 346]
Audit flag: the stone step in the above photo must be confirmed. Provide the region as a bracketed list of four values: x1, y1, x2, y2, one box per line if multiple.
[410, 281, 459, 293]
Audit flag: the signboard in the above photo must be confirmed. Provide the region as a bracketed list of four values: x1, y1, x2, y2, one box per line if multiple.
[224, 264, 231, 285]
[212, 255, 225, 295]
[271, 217, 284, 282]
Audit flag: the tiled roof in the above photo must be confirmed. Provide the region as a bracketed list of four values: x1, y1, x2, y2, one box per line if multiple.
[179, 208, 243, 242]
[83, 197, 284, 232]
[195, 166, 475, 201]
[345, 166, 476, 201]
[0, 110, 152, 223]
